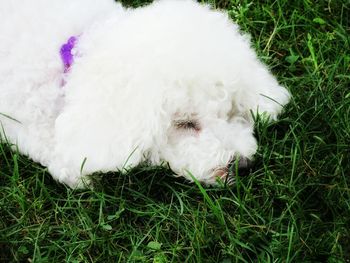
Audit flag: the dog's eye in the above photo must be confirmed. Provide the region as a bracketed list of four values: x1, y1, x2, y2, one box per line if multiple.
[174, 120, 201, 131]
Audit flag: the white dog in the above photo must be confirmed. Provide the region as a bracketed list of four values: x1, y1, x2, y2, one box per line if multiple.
[0, 0, 290, 188]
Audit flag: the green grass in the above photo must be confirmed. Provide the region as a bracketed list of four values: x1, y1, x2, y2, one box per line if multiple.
[1, 0, 350, 262]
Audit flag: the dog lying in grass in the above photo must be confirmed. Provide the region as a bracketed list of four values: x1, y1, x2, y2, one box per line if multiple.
[0, 0, 290, 188]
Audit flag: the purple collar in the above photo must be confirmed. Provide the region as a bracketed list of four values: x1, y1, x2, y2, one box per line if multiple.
[60, 36, 78, 73]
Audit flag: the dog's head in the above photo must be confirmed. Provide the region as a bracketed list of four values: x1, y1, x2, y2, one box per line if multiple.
[122, 0, 290, 184]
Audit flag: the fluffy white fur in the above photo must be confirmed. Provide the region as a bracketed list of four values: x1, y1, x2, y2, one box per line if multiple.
[0, 0, 290, 188]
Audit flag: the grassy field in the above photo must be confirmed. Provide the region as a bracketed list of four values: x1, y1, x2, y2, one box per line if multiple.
[1, 0, 350, 262]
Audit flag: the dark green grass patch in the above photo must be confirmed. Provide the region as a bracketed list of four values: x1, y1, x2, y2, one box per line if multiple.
[1, 0, 350, 262]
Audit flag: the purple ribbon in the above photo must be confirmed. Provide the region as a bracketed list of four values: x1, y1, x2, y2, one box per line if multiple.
[60, 36, 78, 73]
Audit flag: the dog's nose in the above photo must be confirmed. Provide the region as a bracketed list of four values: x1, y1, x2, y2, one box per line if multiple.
[227, 157, 251, 174]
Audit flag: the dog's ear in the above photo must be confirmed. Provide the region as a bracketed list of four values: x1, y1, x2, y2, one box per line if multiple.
[231, 57, 290, 122]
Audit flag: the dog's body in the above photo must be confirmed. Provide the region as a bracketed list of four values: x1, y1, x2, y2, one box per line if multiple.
[0, 0, 290, 187]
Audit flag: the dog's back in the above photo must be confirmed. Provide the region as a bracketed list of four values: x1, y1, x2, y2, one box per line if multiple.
[0, 0, 119, 164]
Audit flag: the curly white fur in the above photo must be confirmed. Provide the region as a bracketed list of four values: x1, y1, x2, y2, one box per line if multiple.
[0, 0, 290, 188]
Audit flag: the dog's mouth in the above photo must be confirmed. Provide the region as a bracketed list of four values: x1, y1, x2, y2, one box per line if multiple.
[213, 157, 251, 184]
[213, 167, 232, 184]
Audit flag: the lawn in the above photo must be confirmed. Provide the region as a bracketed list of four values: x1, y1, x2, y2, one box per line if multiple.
[1, 0, 349, 262]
